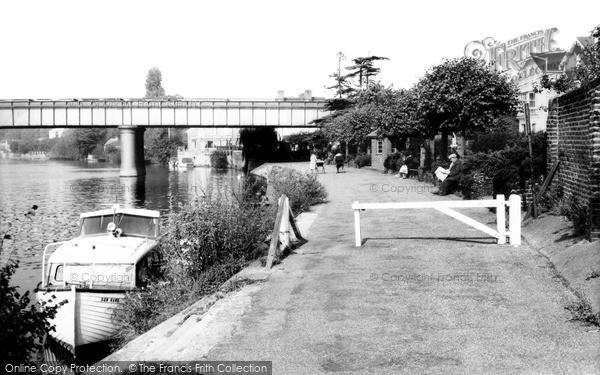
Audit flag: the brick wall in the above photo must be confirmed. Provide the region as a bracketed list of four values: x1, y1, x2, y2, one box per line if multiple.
[547, 77, 600, 241]
[370, 138, 392, 172]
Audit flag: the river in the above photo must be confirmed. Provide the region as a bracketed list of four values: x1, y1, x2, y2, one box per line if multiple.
[0, 159, 242, 293]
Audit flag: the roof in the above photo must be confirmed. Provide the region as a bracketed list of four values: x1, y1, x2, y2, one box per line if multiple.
[367, 131, 389, 139]
[48, 236, 159, 265]
[80, 206, 160, 219]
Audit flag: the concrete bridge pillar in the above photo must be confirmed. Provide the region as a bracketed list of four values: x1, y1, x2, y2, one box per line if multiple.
[119, 126, 146, 177]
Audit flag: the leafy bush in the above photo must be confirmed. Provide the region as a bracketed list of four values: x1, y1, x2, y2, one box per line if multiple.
[113, 198, 274, 346]
[459, 132, 547, 199]
[269, 167, 327, 214]
[354, 154, 371, 168]
[210, 150, 228, 169]
[470, 131, 513, 153]
[0, 259, 64, 365]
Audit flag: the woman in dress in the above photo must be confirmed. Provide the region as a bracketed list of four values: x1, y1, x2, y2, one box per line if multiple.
[309, 152, 317, 173]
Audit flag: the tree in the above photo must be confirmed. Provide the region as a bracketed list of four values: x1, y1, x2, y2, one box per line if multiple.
[145, 67, 166, 99]
[415, 57, 519, 156]
[72, 128, 108, 157]
[318, 55, 391, 152]
[145, 128, 182, 165]
[345, 56, 389, 90]
[142, 67, 185, 161]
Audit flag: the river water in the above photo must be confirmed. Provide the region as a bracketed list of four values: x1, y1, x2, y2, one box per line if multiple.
[0, 159, 241, 293]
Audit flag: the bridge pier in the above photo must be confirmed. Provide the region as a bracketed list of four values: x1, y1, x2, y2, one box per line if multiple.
[119, 126, 146, 177]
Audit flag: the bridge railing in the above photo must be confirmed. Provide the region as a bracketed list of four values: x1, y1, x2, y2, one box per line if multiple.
[0, 99, 330, 128]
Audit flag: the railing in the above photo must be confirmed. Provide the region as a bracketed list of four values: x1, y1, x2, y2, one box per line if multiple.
[352, 194, 522, 247]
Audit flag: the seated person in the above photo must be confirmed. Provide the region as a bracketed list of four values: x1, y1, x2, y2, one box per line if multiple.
[334, 152, 345, 173]
[434, 153, 462, 195]
[398, 163, 408, 179]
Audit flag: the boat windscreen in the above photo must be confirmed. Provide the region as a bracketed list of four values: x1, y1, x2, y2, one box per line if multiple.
[80, 214, 159, 238]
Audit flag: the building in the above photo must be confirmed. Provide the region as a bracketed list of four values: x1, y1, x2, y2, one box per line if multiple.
[464, 27, 592, 133]
[49, 128, 66, 138]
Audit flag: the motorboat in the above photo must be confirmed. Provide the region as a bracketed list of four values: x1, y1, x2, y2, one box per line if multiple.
[169, 155, 194, 170]
[177, 156, 195, 169]
[36, 205, 162, 360]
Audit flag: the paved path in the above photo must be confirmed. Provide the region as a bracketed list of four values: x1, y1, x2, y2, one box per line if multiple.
[110, 164, 600, 374]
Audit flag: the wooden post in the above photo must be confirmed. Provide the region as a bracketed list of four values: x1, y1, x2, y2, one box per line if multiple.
[496, 195, 506, 245]
[509, 194, 522, 246]
[524, 160, 560, 220]
[354, 201, 362, 247]
[266, 195, 286, 269]
[288, 207, 304, 241]
[279, 197, 291, 251]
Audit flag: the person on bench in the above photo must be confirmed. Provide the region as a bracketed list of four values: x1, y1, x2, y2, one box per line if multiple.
[433, 153, 462, 196]
[397, 163, 408, 179]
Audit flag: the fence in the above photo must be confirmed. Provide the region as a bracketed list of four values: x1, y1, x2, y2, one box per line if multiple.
[352, 194, 522, 247]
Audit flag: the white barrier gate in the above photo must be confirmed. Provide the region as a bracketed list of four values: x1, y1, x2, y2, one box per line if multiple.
[352, 194, 521, 247]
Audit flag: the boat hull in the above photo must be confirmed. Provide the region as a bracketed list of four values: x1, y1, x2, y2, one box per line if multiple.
[37, 287, 126, 356]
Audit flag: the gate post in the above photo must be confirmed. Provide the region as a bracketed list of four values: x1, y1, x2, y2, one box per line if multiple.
[354, 201, 361, 247]
[509, 194, 522, 246]
[496, 195, 506, 244]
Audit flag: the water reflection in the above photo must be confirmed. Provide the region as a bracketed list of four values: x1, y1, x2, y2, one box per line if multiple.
[0, 159, 240, 292]
[120, 176, 146, 207]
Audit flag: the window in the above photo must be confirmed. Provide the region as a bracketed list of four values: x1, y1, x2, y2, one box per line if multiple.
[376, 140, 383, 154]
[528, 92, 535, 108]
[531, 123, 536, 133]
[54, 265, 64, 282]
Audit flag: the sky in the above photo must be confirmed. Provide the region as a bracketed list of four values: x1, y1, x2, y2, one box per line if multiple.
[0, 0, 598, 100]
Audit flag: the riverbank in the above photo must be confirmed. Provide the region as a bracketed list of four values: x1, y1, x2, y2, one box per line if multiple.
[101, 163, 599, 373]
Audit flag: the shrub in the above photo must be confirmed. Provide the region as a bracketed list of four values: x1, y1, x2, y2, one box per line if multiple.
[0, 259, 65, 365]
[383, 153, 402, 173]
[540, 185, 590, 235]
[113, 198, 274, 346]
[269, 167, 327, 214]
[210, 150, 228, 169]
[354, 154, 371, 168]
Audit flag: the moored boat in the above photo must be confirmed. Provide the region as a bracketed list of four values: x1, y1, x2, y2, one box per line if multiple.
[36, 204, 162, 360]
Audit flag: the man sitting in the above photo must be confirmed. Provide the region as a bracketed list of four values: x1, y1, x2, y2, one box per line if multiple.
[433, 153, 462, 196]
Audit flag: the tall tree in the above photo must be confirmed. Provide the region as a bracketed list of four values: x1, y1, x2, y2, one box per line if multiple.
[345, 56, 389, 90]
[145, 67, 166, 99]
[415, 57, 519, 156]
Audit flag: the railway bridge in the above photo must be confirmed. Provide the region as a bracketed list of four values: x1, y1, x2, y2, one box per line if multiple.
[0, 98, 329, 176]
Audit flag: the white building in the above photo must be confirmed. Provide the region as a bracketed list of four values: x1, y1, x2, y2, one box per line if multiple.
[464, 27, 593, 133]
[49, 128, 66, 138]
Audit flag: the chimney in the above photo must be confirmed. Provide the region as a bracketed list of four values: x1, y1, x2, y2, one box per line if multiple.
[277, 90, 285, 100]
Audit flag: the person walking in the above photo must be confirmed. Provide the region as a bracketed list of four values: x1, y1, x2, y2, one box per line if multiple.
[334, 152, 345, 173]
